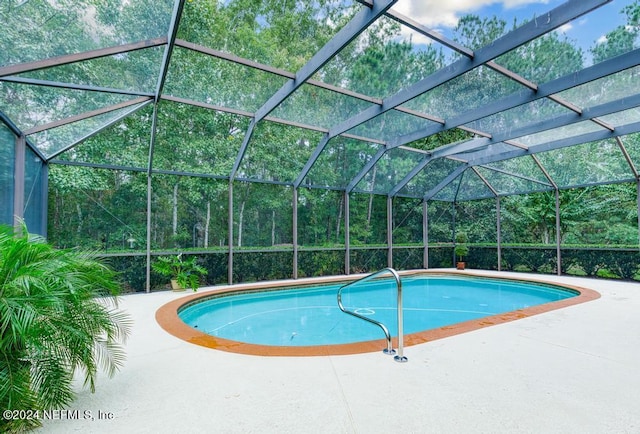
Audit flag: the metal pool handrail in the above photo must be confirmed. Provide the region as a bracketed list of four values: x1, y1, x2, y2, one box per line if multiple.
[337, 267, 408, 362]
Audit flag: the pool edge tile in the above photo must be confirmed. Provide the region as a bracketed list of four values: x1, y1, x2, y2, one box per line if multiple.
[155, 270, 601, 357]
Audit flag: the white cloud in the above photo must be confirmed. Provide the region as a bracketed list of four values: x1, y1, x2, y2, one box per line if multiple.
[391, 0, 551, 29]
[502, 0, 549, 8]
[557, 23, 573, 34]
[401, 31, 435, 47]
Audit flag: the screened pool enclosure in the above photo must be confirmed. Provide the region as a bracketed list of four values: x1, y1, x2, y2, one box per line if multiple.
[2, 0, 640, 291]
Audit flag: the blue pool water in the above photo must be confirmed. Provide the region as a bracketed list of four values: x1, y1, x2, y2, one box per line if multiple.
[179, 275, 577, 347]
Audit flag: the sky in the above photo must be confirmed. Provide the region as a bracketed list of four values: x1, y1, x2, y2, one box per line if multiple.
[391, 0, 634, 57]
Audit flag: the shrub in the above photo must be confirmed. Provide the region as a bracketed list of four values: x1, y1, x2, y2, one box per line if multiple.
[0, 224, 131, 432]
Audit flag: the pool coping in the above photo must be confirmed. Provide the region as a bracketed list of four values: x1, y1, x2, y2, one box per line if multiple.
[155, 270, 600, 357]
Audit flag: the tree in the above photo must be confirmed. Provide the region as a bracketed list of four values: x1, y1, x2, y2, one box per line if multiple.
[591, 1, 639, 64]
[0, 223, 131, 432]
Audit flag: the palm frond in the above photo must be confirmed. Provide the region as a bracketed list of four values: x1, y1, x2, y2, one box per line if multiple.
[0, 223, 131, 416]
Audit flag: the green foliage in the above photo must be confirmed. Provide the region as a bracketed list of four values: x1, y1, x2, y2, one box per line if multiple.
[591, 1, 639, 63]
[392, 248, 424, 271]
[561, 248, 640, 280]
[350, 249, 387, 274]
[151, 254, 207, 291]
[427, 246, 455, 268]
[298, 250, 344, 277]
[233, 251, 294, 281]
[501, 185, 637, 246]
[466, 246, 498, 271]
[9, 0, 639, 291]
[0, 223, 131, 433]
[346, 24, 443, 98]
[108, 255, 148, 292]
[500, 246, 557, 273]
[498, 32, 584, 83]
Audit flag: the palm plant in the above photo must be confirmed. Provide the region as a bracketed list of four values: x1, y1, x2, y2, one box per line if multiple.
[0, 224, 131, 432]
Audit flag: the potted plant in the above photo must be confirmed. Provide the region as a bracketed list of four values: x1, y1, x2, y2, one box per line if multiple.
[152, 253, 207, 291]
[454, 232, 469, 270]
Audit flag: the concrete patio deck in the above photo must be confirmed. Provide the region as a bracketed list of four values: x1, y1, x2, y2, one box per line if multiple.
[41, 270, 640, 433]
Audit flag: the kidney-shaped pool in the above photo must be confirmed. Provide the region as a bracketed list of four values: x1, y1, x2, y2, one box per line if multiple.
[156, 272, 599, 356]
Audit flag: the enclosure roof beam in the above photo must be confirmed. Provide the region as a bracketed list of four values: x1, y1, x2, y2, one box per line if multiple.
[175, 38, 399, 108]
[531, 155, 558, 190]
[0, 111, 45, 161]
[402, 91, 640, 166]
[46, 100, 154, 162]
[387, 8, 546, 107]
[154, 0, 186, 99]
[174, 39, 296, 79]
[386, 136, 492, 196]
[160, 95, 385, 152]
[49, 159, 148, 173]
[297, 0, 609, 191]
[476, 164, 553, 188]
[492, 94, 640, 144]
[0, 76, 155, 98]
[0, 110, 24, 137]
[235, 0, 396, 182]
[468, 120, 640, 168]
[345, 146, 388, 193]
[388, 155, 433, 197]
[293, 134, 331, 188]
[616, 137, 639, 179]
[178, 37, 446, 128]
[253, 0, 397, 123]
[23, 97, 152, 136]
[0, 37, 168, 78]
[230, 119, 256, 180]
[424, 165, 468, 201]
[327, 0, 609, 141]
[148, 0, 182, 175]
[471, 167, 498, 197]
[391, 44, 640, 149]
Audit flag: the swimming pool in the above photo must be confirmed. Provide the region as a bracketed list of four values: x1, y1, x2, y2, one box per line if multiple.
[156, 272, 599, 355]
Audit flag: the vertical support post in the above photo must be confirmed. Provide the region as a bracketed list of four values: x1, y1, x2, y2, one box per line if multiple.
[387, 196, 393, 268]
[146, 101, 159, 293]
[228, 181, 234, 285]
[423, 200, 429, 269]
[496, 196, 502, 271]
[145, 175, 152, 293]
[13, 135, 25, 229]
[293, 187, 298, 279]
[555, 189, 561, 276]
[345, 191, 350, 275]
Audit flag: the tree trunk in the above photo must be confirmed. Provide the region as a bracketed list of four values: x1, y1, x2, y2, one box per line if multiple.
[204, 201, 210, 248]
[76, 203, 83, 235]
